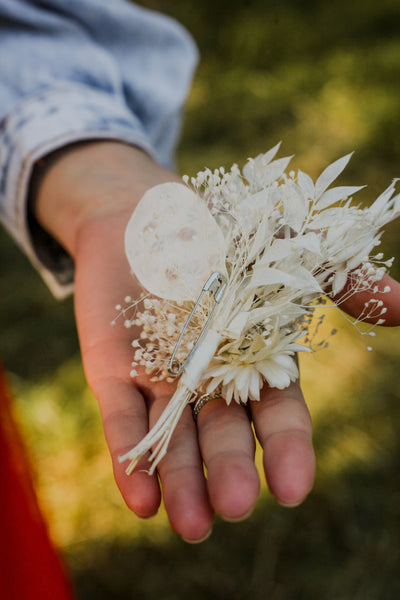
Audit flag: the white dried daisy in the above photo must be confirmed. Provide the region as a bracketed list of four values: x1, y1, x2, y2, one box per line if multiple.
[117, 145, 400, 474]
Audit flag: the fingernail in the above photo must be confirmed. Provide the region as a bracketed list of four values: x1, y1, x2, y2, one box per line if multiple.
[182, 528, 213, 544]
[222, 507, 254, 523]
[278, 497, 305, 508]
[138, 511, 158, 520]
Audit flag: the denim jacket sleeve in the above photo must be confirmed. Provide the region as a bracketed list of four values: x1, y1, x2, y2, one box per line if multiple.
[0, 0, 198, 297]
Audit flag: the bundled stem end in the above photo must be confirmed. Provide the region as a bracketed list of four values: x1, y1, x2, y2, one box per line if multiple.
[118, 381, 194, 476]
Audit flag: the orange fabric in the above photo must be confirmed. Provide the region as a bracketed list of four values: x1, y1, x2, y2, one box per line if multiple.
[0, 364, 75, 600]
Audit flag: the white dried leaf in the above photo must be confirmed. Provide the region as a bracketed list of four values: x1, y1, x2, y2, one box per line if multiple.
[291, 232, 321, 255]
[315, 153, 353, 199]
[297, 169, 315, 198]
[285, 190, 309, 232]
[260, 156, 293, 187]
[250, 266, 322, 292]
[224, 312, 249, 338]
[331, 270, 348, 296]
[259, 238, 294, 265]
[368, 181, 400, 225]
[242, 142, 282, 181]
[317, 185, 365, 210]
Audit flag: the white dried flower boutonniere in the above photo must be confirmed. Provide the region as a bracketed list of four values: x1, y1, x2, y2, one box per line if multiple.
[116, 144, 399, 474]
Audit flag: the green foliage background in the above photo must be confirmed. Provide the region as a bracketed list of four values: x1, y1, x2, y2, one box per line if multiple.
[1, 1, 400, 598]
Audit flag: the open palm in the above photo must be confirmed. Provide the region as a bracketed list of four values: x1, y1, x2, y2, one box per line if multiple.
[35, 141, 400, 542]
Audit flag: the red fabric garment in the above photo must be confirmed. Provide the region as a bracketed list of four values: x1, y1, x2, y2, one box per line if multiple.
[0, 364, 75, 600]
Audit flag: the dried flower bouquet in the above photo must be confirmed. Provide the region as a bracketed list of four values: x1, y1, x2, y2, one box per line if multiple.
[115, 144, 399, 474]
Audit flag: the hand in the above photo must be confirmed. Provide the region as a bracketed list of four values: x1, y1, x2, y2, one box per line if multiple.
[34, 141, 400, 542]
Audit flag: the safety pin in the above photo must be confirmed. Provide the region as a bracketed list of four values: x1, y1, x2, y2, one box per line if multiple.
[168, 271, 227, 376]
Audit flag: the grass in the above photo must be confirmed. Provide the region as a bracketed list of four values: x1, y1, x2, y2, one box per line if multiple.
[1, 0, 400, 597]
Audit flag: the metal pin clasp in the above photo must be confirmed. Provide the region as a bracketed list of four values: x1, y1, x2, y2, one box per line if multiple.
[168, 271, 227, 376]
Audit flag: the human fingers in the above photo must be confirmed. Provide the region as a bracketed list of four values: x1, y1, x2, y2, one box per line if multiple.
[73, 217, 163, 517]
[73, 214, 214, 538]
[250, 381, 315, 507]
[145, 387, 214, 543]
[335, 273, 400, 326]
[92, 370, 162, 517]
[196, 396, 260, 521]
[75, 298, 163, 516]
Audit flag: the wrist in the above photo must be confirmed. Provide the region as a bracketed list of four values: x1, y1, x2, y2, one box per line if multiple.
[31, 141, 180, 258]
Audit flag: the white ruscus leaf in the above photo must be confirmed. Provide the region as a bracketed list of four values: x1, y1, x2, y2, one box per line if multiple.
[297, 169, 315, 198]
[315, 153, 353, 199]
[317, 186, 365, 210]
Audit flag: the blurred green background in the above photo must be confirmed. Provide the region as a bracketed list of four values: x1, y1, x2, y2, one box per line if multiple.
[1, 0, 400, 598]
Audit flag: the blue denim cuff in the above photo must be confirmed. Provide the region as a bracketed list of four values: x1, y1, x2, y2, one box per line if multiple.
[0, 83, 158, 298]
